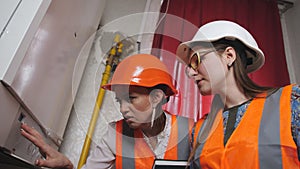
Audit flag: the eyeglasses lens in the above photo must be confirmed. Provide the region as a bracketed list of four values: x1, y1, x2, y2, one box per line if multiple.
[190, 53, 200, 70]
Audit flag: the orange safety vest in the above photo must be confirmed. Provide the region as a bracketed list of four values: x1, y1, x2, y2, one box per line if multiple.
[193, 84, 300, 169]
[115, 114, 194, 169]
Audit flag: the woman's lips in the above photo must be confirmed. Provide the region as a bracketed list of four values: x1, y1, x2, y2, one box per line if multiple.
[196, 79, 204, 85]
[124, 116, 133, 123]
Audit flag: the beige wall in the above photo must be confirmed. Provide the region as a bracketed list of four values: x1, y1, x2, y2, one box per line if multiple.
[59, 0, 165, 166]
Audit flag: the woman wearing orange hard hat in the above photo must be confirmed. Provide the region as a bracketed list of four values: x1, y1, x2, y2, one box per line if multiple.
[176, 20, 300, 168]
[100, 53, 193, 169]
[21, 53, 194, 169]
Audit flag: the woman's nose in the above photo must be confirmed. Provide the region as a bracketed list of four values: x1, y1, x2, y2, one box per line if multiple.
[185, 66, 198, 78]
[119, 100, 129, 114]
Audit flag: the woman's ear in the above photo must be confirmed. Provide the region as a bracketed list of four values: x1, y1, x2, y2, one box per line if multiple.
[223, 46, 236, 66]
[149, 89, 164, 106]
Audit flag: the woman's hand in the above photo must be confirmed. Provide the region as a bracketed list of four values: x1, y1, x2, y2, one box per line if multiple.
[20, 123, 74, 169]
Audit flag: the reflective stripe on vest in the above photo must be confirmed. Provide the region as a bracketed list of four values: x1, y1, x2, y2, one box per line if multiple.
[116, 115, 193, 169]
[194, 119, 207, 169]
[259, 88, 283, 168]
[193, 85, 299, 169]
[172, 115, 191, 160]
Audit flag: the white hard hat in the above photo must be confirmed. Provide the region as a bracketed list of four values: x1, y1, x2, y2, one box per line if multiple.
[176, 20, 265, 73]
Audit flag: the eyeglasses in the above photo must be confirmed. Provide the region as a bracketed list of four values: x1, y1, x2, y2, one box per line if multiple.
[185, 49, 217, 76]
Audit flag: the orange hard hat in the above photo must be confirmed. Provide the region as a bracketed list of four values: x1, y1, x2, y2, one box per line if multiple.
[102, 54, 177, 96]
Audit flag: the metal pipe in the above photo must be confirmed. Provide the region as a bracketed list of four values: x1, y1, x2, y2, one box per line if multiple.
[77, 34, 122, 169]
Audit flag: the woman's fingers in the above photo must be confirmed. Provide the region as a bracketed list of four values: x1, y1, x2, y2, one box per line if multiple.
[20, 123, 74, 169]
[35, 152, 73, 169]
[21, 123, 43, 139]
[35, 158, 53, 168]
[20, 124, 43, 145]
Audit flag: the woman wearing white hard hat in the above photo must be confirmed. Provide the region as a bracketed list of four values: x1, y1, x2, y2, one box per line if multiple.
[176, 20, 300, 168]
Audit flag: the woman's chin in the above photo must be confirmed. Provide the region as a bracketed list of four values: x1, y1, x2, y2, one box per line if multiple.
[198, 87, 212, 96]
[126, 121, 141, 129]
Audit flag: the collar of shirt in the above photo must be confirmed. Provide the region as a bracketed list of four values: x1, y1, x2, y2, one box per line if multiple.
[142, 112, 171, 159]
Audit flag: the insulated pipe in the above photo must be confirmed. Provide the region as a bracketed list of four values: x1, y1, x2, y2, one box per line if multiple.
[77, 34, 122, 169]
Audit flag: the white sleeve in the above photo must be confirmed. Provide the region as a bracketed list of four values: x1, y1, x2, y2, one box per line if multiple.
[80, 123, 117, 169]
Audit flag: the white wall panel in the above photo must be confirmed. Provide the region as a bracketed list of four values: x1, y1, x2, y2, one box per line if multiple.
[8, 0, 105, 139]
[281, 0, 300, 84]
[0, 0, 51, 84]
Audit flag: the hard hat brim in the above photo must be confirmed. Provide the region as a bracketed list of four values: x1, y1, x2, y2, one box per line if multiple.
[101, 68, 178, 96]
[176, 39, 265, 73]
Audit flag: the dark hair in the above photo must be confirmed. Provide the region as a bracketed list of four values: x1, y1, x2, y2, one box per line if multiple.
[149, 84, 172, 104]
[212, 38, 276, 98]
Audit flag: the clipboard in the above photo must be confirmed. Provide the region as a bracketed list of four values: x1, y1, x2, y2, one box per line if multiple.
[152, 159, 190, 169]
